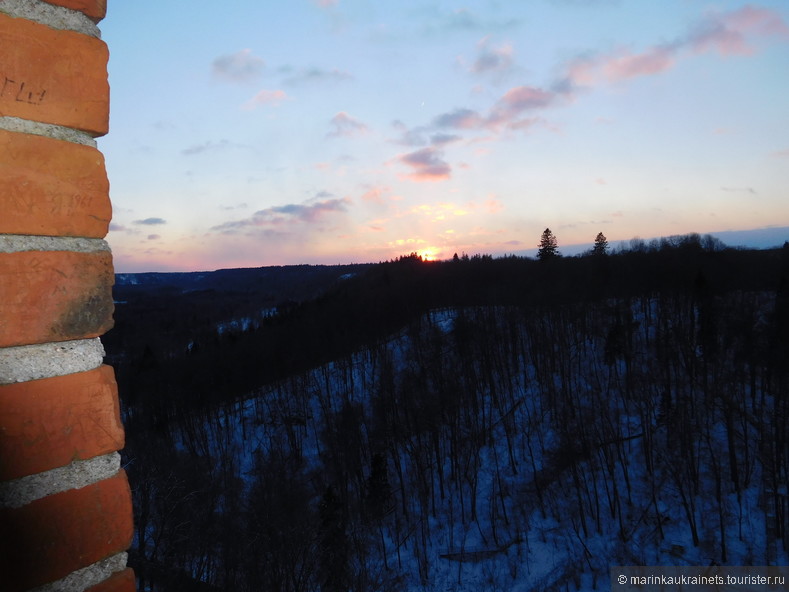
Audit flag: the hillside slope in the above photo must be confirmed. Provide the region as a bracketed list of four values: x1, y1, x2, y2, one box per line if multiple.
[107, 241, 789, 591]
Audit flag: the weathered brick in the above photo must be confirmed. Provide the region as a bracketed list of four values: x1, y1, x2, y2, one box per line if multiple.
[0, 250, 114, 347]
[0, 365, 123, 481]
[0, 13, 109, 135]
[85, 568, 137, 592]
[42, 0, 107, 22]
[0, 129, 110, 238]
[0, 471, 133, 592]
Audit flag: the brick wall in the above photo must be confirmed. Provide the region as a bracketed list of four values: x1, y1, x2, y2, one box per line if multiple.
[0, 1, 134, 590]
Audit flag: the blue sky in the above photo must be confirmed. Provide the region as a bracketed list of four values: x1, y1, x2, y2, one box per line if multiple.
[99, 1, 789, 272]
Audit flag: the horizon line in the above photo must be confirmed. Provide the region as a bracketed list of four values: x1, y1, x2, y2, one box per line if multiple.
[114, 225, 789, 275]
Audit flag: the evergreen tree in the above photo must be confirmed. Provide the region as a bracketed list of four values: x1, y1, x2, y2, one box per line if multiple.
[592, 232, 608, 256]
[537, 228, 560, 260]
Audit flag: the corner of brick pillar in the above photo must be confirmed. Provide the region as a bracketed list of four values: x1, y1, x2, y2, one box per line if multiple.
[0, 1, 135, 591]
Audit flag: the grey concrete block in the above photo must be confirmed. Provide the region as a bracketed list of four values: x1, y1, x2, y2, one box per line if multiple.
[0, 116, 97, 147]
[0, 235, 110, 254]
[0, 337, 105, 384]
[0, 0, 100, 38]
[0, 452, 120, 509]
[29, 552, 128, 592]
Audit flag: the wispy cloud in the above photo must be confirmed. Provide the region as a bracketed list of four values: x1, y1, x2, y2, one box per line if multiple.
[391, 120, 429, 147]
[212, 49, 265, 82]
[211, 196, 351, 233]
[398, 147, 451, 182]
[243, 89, 288, 110]
[181, 139, 249, 155]
[430, 133, 462, 146]
[721, 186, 757, 195]
[418, 5, 788, 144]
[133, 217, 167, 225]
[420, 7, 519, 36]
[430, 86, 555, 134]
[283, 67, 353, 86]
[470, 36, 514, 75]
[487, 86, 558, 129]
[432, 108, 485, 130]
[563, 6, 789, 86]
[327, 112, 369, 138]
[220, 203, 249, 211]
[687, 5, 789, 55]
[360, 185, 395, 204]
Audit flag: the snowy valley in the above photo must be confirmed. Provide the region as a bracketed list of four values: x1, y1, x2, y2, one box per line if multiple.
[105, 240, 789, 591]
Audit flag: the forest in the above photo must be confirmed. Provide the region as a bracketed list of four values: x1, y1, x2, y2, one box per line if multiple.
[103, 233, 789, 591]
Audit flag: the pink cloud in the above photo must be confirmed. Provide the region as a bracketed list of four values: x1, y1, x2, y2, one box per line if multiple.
[507, 117, 543, 131]
[398, 147, 451, 182]
[687, 24, 752, 56]
[565, 45, 675, 85]
[471, 37, 514, 75]
[601, 46, 675, 80]
[243, 89, 288, 110]
[727, 5, 789, 36]
[487, 85, 557, 129]
[327, 112, 369, 138]
[485, 196, 504, 213]
[564, 6, 789, 86]
[690, 5, 789, 56]
[432, 108, 485, 130]
[432, 87, 557, 134]
[360, 186, 392, 204]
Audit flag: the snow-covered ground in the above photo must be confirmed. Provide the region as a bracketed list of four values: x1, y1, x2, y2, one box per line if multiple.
[149, 293, 788, 590]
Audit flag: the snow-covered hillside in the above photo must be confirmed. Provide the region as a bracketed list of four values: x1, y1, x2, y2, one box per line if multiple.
[126, 287, 789, 591]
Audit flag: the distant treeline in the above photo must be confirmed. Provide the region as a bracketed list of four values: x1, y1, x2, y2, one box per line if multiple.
[106, 233, 789, 431]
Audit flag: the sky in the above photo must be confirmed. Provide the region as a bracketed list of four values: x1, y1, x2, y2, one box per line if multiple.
[99, 0, 789, 272]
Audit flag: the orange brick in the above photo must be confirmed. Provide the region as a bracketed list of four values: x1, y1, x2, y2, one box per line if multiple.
[0, 129, 110, 238]
[0, 366, 123, 481]
[0, 13, 109, 136]
[85, 568, 137, 592]
[42, 0, 107, 22]
[0, 250, 114, 347]
[0, 471, 133, 592]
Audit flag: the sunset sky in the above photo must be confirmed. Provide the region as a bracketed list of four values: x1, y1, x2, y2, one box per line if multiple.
[100, 1, 789, 272]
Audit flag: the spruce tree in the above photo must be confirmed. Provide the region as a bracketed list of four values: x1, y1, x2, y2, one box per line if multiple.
[592, 232, 608, 256]
[537, 228, 560, 260]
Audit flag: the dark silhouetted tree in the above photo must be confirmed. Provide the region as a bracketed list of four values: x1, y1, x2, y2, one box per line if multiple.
[592, 232, 608, 256]
[537, 228, 560, 260]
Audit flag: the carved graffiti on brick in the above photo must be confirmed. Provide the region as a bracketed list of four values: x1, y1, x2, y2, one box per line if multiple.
[1, 77, 46, 105]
